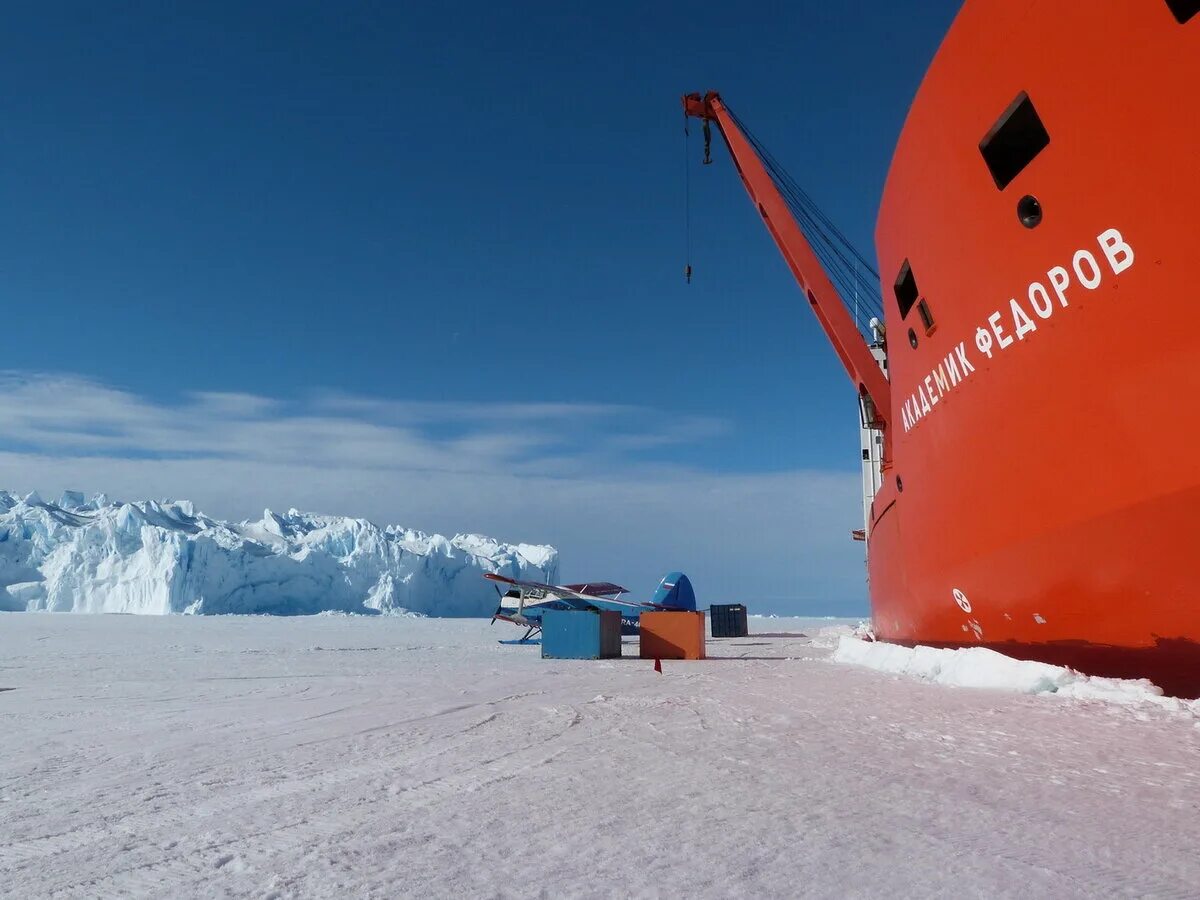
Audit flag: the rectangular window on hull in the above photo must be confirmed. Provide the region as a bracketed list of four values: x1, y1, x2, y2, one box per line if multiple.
[979, 92, 1050, 190]
[894, 259, 918, 319]
[1166, 0, 1199, 23]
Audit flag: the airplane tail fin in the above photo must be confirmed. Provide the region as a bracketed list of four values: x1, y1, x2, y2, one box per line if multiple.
[650, 572, 695, 611]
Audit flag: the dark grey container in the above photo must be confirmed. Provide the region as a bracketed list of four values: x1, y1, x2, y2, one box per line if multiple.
[709, 603, 749, 638]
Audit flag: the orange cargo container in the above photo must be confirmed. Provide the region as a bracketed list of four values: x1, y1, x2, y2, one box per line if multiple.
[639, 611, 706, 660]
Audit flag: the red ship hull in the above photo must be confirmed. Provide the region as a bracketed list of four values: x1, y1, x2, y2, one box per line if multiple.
[869, 1, 1200, 695]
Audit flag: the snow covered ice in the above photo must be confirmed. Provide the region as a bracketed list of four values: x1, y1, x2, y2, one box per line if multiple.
[833, 635, 1200, 714]
[3, 615, 1200, 899]
[0, 490, 555, 616]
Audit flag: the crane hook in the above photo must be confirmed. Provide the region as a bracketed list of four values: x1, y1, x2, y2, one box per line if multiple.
[702, 119, 712, 165]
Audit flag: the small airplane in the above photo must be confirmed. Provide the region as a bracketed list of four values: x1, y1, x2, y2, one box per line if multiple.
[486, 571, 696, 643]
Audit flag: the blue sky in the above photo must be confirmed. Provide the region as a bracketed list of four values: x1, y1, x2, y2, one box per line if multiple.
[0, 1, 961, 614]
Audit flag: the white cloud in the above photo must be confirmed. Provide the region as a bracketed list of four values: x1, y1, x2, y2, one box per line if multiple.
[0, 372, 868, 614]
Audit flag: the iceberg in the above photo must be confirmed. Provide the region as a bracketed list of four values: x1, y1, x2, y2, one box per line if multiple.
[0, 490, 556, 616]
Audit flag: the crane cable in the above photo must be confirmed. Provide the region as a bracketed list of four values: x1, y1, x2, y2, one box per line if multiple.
[695, 102, 886, 338]
[730, 105, 885, 333]
[683, 113, 693, 284]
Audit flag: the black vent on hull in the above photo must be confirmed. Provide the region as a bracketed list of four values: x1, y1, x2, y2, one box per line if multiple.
[1166, 0, 1199, 23]
[979, 92, 1050, 190]
[894, 259, 919, 319]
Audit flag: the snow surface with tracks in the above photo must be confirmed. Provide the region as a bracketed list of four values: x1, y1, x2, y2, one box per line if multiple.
[0, 491, 555, 617]
[3, 614, 1199, 899]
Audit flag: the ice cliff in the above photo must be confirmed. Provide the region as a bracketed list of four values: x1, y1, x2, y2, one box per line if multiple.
[0, 491, 557, 616]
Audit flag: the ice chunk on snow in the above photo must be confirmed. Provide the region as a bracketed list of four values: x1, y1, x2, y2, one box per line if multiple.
[1, 581, 42, 611]
[58, 490, 86, 510]
[833, 636, 1200, 712]
[808, 620, 873, 649]
[0, 490, 556, 617]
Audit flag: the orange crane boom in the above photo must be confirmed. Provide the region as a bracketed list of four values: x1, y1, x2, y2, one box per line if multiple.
[682, 91, 891, 438]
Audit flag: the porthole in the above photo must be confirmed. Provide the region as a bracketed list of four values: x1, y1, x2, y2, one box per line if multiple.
[1017, 194, 1043, 228]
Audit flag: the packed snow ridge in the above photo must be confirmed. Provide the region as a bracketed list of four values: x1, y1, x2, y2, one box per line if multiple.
[0, 490, 557, 617]
[833, 636, 1200, 714]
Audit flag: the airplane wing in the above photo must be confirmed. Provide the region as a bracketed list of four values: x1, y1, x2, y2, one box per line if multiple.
[485, 573, 568, 594]
[485, 573, 628, 595]
[484, 573, 645, 610]
[563, 582, 627, 597]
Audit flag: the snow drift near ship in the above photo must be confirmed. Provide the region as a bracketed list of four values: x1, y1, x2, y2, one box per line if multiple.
[0, 490, 556, 616]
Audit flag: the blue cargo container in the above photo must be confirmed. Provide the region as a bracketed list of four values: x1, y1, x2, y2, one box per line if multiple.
[541, 609, 622, 659]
